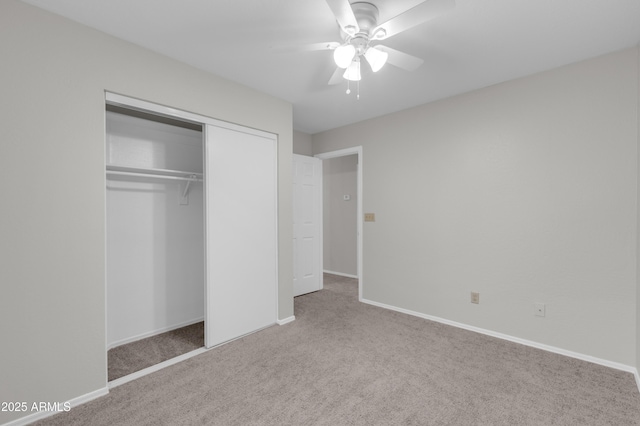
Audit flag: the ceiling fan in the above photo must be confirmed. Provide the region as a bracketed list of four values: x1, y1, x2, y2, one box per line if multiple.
[314, 0, 455, 95]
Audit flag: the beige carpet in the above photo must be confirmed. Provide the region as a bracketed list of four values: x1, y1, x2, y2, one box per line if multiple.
[36, 274, 640, 425]
[108, 321, 204, 381]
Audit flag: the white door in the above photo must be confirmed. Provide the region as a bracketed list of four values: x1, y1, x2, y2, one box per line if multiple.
[205, 124, 277, 347]
[293, 154, 322, 296]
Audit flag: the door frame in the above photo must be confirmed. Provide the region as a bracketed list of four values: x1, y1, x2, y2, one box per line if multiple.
[104, 91, 279, 352]
[315, 146, 363, 301]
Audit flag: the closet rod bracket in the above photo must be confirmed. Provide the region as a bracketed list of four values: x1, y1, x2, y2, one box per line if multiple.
[181, 175, 197, 205]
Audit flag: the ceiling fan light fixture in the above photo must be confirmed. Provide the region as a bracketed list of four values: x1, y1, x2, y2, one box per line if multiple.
[343, 58, 361, 81]
[334, 44, 356, 68]
[364, 46, 388, 72]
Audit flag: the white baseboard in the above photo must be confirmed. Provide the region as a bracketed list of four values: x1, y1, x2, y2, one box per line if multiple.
[277, 316, 295, 325]
[323, 270, 358, 279]
[69, 388, 109, 409]
[361, 298, 638, 379]
[2, 387, 109, 426]
[107, 317, 204, 350]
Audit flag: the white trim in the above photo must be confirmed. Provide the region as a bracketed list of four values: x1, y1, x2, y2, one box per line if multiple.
[277, 316, 295, 325]
[315, 146, 363, 302]
[273, 135, 280, 333]
[103, 104, 110, 392]
[315, 147, 361, 160]
[203, 124, 211, 349]
[361, 298, 638, 375]
[105, 92, 274, 140]
[107, 317, 204, 350]
[2, 387, 109, 426]
[636, 42, 640, 397]
[108, 347, 208, 389]
[318, 158, 324, 294]
[323, 270, 358, 279]
[69, 388, 109, 409]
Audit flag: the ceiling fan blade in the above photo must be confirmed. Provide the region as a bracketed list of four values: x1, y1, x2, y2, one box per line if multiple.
[376, 46, 424, 71]
[371, 0, 455, 40]
[301, 42, 340, 52]
[325, 0, 360, 35]
[271, 42, 339, 54]
[328, 67, 344, 85]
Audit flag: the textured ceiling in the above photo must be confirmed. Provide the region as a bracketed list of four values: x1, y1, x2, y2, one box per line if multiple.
[21, 0, 640, 134]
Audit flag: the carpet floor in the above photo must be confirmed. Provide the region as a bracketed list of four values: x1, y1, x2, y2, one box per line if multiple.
[36, 274, 640, 425]
[108, 321, 204, 382]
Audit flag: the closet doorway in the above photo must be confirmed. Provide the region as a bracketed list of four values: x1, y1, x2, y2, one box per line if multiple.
[105, 104, 205, 382]
[105, 93, 278, 385]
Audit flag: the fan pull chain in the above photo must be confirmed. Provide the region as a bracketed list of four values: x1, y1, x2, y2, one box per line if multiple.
[345, 80, 359, 99]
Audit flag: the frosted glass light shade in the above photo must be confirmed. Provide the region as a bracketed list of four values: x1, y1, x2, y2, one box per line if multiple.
[334, 44, 356, 69]
[364, 46, 388, 72]
[343, 59, 361, 81]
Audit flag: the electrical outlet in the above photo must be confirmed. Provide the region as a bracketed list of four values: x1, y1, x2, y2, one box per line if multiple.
[534, 303, 545, 317]
[471, 292, 479, 304]
[364, 213, 375, 222]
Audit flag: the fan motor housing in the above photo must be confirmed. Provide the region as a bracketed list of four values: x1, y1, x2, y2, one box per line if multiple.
[340, 2, 380, 40]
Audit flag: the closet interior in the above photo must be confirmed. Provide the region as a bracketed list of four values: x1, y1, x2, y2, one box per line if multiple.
[105, 105, 205, 381]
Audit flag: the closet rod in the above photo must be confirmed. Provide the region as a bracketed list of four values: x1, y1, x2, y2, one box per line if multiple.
[106, 170, 202, 182]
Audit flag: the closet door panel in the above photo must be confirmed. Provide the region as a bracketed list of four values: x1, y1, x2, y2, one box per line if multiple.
[205, 124, 277, 347]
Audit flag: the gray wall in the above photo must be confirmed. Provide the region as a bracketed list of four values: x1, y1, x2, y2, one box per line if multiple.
[293, 130, 313, 156]
[0, 1, 292, 424]
[323, 155, 358, 277]
[313, 48, 638, 366]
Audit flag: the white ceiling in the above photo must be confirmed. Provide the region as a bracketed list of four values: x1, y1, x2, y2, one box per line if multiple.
[22, 0, 640, 134]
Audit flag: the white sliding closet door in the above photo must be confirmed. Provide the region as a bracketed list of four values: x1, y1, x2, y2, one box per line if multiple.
[205, 124, 277, 347]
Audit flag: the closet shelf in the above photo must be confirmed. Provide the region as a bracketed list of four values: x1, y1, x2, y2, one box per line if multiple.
[106, 164, 203, 182]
